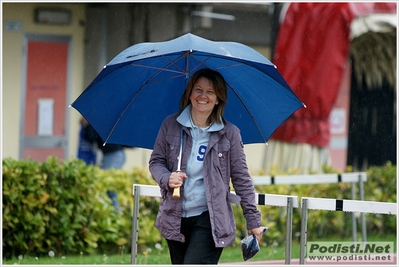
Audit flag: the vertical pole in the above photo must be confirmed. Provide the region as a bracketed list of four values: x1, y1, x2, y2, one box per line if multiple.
[131, 185, 140, 265]
[299, 198, 308, 265]
[351, 182, 357, 242]
[359, 174, 367, 242]
[285, 197, 293, 264]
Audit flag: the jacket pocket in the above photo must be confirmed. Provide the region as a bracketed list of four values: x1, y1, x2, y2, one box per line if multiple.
[215, 141, 230, 183]
[212, 190, 236, 239]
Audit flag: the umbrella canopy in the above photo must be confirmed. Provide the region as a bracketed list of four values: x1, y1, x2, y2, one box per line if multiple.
[71, 33, 304, 149]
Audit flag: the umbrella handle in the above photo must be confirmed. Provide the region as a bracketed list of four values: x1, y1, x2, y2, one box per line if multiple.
[172, 187, 180, 199]
[173, 128, 183, 199]
[172, 169, 182, 199]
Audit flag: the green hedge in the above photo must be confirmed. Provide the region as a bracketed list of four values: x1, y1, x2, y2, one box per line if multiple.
[2, 157, 157, 258]
[249, 162, 397, 245]
[2, 157, 396, 258]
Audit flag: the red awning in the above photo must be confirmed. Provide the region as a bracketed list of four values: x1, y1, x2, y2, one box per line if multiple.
[271, 2, 396, 147]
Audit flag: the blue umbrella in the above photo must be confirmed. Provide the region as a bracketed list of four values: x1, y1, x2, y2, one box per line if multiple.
[71, 33, 304, 149]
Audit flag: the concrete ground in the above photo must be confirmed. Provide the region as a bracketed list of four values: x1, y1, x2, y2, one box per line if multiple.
[221, 254, 397, 265]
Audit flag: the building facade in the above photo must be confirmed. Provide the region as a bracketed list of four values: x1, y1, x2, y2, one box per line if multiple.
[2, 2, 280, 172]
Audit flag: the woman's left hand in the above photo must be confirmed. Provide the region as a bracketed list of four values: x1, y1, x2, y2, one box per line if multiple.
[248, 227, 265, 244]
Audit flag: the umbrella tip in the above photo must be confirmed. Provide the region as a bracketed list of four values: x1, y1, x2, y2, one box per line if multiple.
[302, 102, 307, 108]
[102, 142, 106, 147]
[68, 104, 72, 108]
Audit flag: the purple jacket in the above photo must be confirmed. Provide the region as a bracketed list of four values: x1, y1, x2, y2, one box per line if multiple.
[149, 113, 262, 247]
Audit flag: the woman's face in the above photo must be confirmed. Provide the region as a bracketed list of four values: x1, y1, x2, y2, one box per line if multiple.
[189, 77, 218, 117]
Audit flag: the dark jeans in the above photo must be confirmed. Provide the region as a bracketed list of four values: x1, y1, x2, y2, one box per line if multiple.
[166, 210, 224, 264]
[106, 190, 120, 212]
[101, 150, 125, 213]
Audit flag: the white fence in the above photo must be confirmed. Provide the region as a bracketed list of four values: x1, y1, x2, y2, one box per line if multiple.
[128, 173, 396, 265]
[299, 197, 397, 264]
[252, 172, 368, 242]
[131, 184, 298, 265]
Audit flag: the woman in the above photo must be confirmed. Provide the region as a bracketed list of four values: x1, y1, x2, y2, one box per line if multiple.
[149, 68, 264, 264]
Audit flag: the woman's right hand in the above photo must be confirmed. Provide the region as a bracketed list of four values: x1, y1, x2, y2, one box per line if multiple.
[168, 171, 187, 188]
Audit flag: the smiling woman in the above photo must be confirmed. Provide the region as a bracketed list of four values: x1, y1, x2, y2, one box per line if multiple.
[183, 69, 225, 128]
[190, 78, 218, 126]
[149, 68, 265, 264]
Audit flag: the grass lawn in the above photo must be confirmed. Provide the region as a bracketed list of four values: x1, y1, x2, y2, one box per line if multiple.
[3, 233, 396, 265]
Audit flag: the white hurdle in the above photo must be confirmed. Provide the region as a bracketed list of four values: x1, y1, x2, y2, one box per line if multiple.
[251, 172, 367, 186]
[131, 184, 299, 265]
[252, 172, 368, 243]
[299, 197, 397, 264]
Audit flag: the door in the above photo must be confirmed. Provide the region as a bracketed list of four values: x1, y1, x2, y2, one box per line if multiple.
[20, 35, 70, 162]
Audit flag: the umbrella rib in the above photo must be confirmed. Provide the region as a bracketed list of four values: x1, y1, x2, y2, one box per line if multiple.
[128, 52, 249, 83]
[128, 52, 192, 84]
[227, 82, 269, 144]
[129, 63, 184, 75]
[189, 53, 250, 71]
[103, 53, 191, 144]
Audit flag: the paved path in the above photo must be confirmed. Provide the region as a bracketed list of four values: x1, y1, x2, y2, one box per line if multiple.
[221, 254, 397, 265]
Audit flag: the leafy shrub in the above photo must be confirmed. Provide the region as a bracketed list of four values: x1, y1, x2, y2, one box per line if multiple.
[2, 157, 396, 258]
[2, 157, 158, 258]
[362, 162, 397, 235]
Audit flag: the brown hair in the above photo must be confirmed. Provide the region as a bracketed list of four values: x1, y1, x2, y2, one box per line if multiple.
[179, 68, 227, 125]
